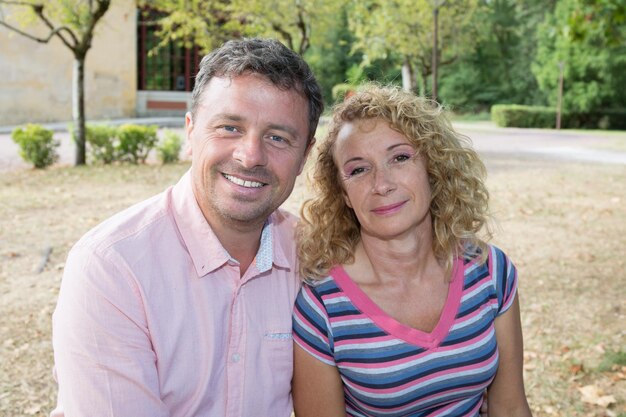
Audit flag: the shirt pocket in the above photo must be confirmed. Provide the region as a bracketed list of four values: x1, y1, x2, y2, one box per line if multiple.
[262, 327, 294, 378]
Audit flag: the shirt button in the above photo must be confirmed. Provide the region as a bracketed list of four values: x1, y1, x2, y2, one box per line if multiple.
[232, 353, 241, 363]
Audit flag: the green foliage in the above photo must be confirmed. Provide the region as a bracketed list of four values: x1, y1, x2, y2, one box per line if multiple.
[117, 125, 158, 164]
[157, 130, 183, 164]
[567, 108, 626, 130]
[331, 84, 355, 102]
[83, 124, 118, 164]
[439, 0, 549, 112]
[491, 104, 626, 129]
[142, 0, 342, 56]
[348, 0, 480, 93]
[139, 1, 233, 54]
[491, 104, 557, 128]
[567, 0, 626, 46]
[449, 111, 491, 122]
[229, 0, 343, 55]
[304, 5, 362, 105]
[11, 124, 59, 169]
[533, 0, 626, 113]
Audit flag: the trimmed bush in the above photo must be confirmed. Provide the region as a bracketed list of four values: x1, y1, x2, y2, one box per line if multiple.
[491, 105, 626, 130]
[567, 109, 626, 130]
[157, 130, 183, 164]
[85, 124, 118, 164]
[117, 124, 158, 164]
[491, 104, 556, 128]
[11, 124, 59, 169]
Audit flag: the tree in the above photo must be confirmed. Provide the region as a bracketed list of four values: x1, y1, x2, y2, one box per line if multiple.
[0, 0, 112, 166]
[139, 0, 235, 54]
[567, 0, 626, 46]
[348, 0, 479, 98]
[304, 4, 363, 104]
[532, 0, 626, 112]
[142, 0, 343, 56]
[438, 0, 553, 111]
[229, 0, 343, 56]
[431, 0, 448, 101]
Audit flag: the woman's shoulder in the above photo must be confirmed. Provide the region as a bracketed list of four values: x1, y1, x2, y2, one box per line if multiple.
[462, 243, 511, 263]
[303, 274, 338, 292]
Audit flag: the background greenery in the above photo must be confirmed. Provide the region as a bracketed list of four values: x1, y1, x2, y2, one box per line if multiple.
[144, 0, 625, 119]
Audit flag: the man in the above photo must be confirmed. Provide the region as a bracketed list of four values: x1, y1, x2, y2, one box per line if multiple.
[51, 38, 323, 417]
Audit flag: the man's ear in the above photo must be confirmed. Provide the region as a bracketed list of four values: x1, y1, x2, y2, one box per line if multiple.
[185, 112, 194, 156]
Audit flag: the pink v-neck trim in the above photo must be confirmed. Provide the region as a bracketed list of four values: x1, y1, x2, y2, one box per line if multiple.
[330, 259, 464, 349]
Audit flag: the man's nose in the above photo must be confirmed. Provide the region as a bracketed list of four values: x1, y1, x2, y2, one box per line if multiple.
[233, 134, 268, 168]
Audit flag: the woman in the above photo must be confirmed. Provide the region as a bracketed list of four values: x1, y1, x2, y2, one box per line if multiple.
[292, 84, 532, 417]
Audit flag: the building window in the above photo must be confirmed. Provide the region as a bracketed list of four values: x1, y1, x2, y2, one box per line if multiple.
[137, 9, 202, 91]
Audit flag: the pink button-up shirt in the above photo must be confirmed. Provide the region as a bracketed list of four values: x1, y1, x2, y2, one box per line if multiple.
[51, 171, 301, 417]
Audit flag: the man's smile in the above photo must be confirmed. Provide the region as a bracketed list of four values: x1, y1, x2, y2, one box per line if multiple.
[222, 173, 266, 188]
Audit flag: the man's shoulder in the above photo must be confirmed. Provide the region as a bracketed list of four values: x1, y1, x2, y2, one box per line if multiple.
[74, 188, 173, 255]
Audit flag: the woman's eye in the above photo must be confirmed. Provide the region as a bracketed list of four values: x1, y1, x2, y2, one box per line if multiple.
[349, 167, 366, 176]
[394, 154, 411, 162]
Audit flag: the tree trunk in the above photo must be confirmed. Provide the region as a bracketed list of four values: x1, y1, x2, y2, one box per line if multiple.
[432, 6, 439, 102]
[401, 58, 415, 92]
[73, 56, 86, 165]
[420, 72, 429, 97]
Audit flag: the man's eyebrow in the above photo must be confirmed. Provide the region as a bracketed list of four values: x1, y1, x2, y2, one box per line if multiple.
[209, 113, 244, 123]
[267, 123, 300, 138]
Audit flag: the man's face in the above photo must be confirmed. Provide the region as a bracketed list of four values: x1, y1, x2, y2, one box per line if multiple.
[186, 73, 312, 231]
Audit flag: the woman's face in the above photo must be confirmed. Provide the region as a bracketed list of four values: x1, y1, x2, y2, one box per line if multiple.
[333, 118, 433, 242]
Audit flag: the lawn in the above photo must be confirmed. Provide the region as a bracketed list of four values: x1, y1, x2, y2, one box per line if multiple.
[1, 155, 624, 416]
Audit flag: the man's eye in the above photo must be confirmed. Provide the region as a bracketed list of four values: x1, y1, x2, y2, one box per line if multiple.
[267, 135, 290, 147]
[270, 135, 285, 143]
[223, 126, 238, 133]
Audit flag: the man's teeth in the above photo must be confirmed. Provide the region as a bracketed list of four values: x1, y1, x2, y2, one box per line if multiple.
[223, 174, 264, 188]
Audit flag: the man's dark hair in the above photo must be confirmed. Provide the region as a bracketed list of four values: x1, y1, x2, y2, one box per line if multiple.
[191, 38, 323, 141]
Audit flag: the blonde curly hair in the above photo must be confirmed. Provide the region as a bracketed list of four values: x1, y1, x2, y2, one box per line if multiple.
[298, 84, 491, 281]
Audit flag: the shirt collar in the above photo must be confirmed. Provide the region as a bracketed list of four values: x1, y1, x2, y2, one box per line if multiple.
[170, 170, 290, 277]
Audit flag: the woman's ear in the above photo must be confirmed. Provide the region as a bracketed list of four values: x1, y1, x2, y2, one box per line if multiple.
[343, 189, 353, 209]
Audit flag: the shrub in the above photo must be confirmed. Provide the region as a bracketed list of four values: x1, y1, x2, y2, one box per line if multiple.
[332, 83, 356, 102]
[157, 130, 183, 164]
[117, 124, 158, 164]
[11, 124, 59, 169]
[567, 109, 626, 130]
[491, 104, 556, 128]
[85, 124, 118, 164]
[492, 104, 626, 130]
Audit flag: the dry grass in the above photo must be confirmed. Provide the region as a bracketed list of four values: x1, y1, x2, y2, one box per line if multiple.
[1, 156, 625, 416]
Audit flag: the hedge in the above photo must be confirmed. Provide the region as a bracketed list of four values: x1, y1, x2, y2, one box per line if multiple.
[491, 104, 626, 130]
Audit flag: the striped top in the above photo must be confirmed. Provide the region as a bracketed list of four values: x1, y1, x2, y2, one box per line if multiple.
[292, 245, 517, 417]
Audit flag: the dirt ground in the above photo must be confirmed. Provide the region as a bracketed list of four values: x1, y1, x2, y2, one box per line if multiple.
[1, 149, 625, 416]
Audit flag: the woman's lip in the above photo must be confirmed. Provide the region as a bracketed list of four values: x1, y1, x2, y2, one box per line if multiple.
[371, 201, 407, 215]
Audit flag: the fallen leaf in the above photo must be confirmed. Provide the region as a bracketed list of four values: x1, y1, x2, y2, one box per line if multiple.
[578, 385, 616, 407]
[24, 405, 41, 415]
[569, 363, 584, 374]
